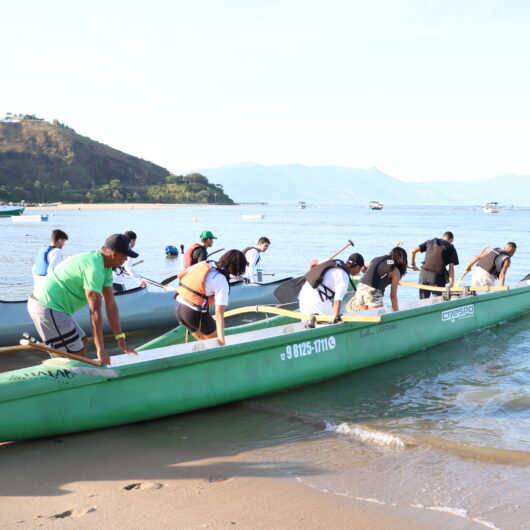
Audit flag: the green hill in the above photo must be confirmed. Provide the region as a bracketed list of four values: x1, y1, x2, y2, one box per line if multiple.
[0, 116, 233, 204]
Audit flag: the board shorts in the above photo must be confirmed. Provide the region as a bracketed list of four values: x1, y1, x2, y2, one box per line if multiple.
[176, 302, 216, 335]
[471, 267, 496, 287]
[346, 283, 383, 312]
[27, 296, 86, 353]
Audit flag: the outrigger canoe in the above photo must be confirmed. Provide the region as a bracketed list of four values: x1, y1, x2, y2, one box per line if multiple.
[1, 279, 529, 441]
[0, 278, 295, 347]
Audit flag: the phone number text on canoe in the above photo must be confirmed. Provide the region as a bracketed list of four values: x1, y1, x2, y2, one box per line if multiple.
[280, 336, 336, 361]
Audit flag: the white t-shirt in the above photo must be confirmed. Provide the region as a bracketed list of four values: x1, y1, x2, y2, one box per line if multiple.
[177, 264, 230, 309]
[243, 248, 260, 283]
[298, 263, 349, 315]
[113, 256, 143, 287]
[32, 247, 65, 296]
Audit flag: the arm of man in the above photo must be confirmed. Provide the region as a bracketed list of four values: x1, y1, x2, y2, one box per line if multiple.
[86, 290, 110, 365]
[410, 246, 421, 271]
[101, 286, 137, 356]
[464, 250, 488, 273]
[389, 270, 400, 312]
[498, 258, 511, 286]
[215, 305, 226, 346]
[447, 263, 455, 286]
[123, 258, 146, 288]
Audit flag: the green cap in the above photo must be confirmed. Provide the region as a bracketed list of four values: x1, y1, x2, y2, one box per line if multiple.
[200, 230, 217, 240]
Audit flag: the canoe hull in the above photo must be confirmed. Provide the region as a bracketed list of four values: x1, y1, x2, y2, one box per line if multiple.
[0, 206, 25, 216]
[1, 285, 530, 441]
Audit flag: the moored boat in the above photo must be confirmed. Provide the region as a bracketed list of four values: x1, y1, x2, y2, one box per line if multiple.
[1, 278, 529, 441]
[0, 278, 295, 347]
[0, 205, 25, 217]
[241, 214, 265, 220]
[484, 201, 500, 213]
[368, 200, 383, 210]
[11, 214, 48, 222]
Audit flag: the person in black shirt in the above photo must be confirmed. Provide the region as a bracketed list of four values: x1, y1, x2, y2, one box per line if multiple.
[410, 231, 459, 299]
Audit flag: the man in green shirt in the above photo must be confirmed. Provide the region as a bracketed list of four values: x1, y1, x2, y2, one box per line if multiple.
[28, 234, 138, 365]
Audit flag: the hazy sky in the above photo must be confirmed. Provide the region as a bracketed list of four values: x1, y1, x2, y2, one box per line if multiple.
[2, 0, 529, 182]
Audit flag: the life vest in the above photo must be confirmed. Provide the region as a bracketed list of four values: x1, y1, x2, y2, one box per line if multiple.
[34, 245, 56, 276]
[184, 244, 207, 268]
[242, 246, 260, 265]
[304, 259, 350, 302]
[359, 255, 395, 294]
[477, 248, 510, 278]
[177, 261, 228, 309]
[423, 238, 448, 275]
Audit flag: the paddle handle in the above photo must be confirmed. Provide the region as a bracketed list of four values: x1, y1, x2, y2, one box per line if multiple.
[328, 240, 354, 260]
[20, 339, 104, 366]
[454, 245, 490, 287]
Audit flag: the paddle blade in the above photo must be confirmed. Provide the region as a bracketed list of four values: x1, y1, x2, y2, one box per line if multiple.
[273, 275, 306, 304]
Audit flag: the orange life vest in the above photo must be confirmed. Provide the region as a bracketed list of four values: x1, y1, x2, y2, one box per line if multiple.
[177, 262, 216, 309]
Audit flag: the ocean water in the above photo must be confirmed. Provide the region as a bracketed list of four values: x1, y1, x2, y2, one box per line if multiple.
[1, 203, 529, 528]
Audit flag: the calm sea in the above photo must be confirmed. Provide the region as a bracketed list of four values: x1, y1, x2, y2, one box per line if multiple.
[1, 204, 529, 528]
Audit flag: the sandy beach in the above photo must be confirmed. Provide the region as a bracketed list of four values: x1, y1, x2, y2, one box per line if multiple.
[26, 203, 188, 210]
[0, 423, 483, 530]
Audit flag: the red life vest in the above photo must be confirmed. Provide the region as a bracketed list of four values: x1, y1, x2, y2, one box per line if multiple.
[184, 244, 207, 268]
[177, 262, 215, 309]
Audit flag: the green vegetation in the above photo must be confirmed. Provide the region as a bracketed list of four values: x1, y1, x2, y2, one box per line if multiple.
[0, 115, 233, 204]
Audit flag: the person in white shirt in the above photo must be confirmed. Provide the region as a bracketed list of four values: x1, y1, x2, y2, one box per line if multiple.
[298, 253, 365, 319]
[176, 250, 248, 346]
[243, 237, 270, 283]
[112, 230, 146, 292]
[32, 229, 69, 297]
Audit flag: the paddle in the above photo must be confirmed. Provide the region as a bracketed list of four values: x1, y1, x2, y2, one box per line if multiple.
[131, 260, 144, 267]
[140, 276, 177, 291]
[207, 248, 225, 258]
[274, 240, 355, 303]
[454, 245, 489, 287]
[19, 333, 104, 367]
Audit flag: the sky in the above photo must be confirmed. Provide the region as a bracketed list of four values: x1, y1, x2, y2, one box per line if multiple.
[2, 0, 530, 182]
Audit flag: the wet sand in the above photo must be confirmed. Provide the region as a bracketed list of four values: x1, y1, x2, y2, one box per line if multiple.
[0, 421, 484, 530]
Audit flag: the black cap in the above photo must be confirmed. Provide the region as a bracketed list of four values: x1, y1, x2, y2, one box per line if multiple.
[346, 252, 364, 267]
[104, 233, 139, 258]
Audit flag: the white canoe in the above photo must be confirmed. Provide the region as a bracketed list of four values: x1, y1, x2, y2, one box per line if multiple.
[0, 278, 294, 347]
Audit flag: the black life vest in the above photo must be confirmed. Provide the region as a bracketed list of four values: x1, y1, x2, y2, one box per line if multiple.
[304, 259, 351, 302]
[242, 246, 260, 265]
[477, 248, 510, 278]
[423, 238, 448, 275]
[360, 255, 395, 294]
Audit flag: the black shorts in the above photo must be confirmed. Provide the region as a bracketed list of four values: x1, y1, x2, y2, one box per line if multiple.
[176, 302, 216, 335]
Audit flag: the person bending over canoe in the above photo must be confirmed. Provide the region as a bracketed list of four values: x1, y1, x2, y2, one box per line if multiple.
[298, 253, 365, 319]
[112, 230, 146, 293]
[184, 230, 217, 268]
[176, 249, 247, 346]
[32, 229, 69, 298]
[465, 242, 517, 287]
[242, 236, 270, 283]
[410, 231, 459, 298]
[348, 247, 408, 312]
[27, 234, 139, 365]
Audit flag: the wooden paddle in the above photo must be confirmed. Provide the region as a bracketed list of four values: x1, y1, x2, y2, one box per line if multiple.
[19, 334, 104, 366]
[454, 245, 489, 287]
[329, 240, 354, 260]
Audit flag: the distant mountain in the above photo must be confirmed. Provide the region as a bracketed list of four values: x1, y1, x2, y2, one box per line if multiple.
[194, 163, 530, 205]
[0, 118, 233, 204]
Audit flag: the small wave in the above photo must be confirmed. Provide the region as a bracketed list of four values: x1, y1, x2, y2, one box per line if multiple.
[324, 421, 409, 448]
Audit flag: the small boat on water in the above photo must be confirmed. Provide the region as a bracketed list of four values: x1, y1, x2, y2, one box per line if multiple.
[298, 201, 306, 209]
[241, 214, 265, 220]
[0, 278, 294, 347]
[1, 277, 529, 441]
[484, 201, 500, 213]
[0, 205, 25, 217]
[11, 214, 48, 223]
[368, 200, 383, 210]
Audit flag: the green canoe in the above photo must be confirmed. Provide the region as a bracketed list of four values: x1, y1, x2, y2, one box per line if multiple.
[1, 281, 530, 442]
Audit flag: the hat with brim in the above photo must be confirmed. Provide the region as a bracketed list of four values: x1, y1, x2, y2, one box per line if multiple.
[200, 230, 217, 240]
[346, 252, 364, 267]
[104, 233, 139, 258]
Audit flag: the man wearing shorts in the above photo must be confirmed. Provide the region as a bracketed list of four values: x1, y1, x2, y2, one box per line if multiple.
[27, 234, 138, 365]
